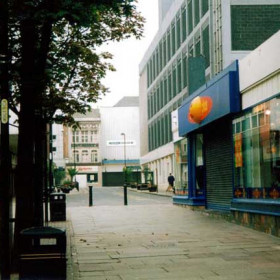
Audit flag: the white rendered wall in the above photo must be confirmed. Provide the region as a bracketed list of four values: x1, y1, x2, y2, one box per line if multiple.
[239, 30, 280, 109]
[100, 106, 140, 162]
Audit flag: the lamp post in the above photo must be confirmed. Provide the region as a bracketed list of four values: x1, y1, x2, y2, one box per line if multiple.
[121, 133, 127, 205]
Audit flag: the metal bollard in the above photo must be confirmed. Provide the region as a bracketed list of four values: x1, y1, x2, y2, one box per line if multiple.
[89, 186, 93, 207]
[124, 184, 128, 205]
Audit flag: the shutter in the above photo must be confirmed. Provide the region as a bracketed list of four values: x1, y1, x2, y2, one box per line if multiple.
[204, 119, 233, 211]
[102, 172, 124, 186]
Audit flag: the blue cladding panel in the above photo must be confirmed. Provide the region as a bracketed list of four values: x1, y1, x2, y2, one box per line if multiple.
[179, 62, 240, 136]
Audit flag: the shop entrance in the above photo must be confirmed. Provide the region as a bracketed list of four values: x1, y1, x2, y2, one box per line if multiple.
[195, 134, 205, 196]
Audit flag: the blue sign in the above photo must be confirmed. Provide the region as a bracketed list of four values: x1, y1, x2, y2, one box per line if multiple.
[178, 61, 240, 136]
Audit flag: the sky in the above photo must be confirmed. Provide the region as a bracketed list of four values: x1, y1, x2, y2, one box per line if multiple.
[96, 0, 159, 107]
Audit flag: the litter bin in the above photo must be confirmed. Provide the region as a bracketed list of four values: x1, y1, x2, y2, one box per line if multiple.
[50, 192, 66, 221]
[19, 226, 66, 279]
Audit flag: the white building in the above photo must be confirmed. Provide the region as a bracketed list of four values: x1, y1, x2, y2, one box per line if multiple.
[139, 0, 280, 192]
[100, 96, 140, 186]
[52, 96, 141, 187]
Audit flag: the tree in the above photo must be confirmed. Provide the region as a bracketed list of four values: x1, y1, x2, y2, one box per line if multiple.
[6, 0, 144, 262]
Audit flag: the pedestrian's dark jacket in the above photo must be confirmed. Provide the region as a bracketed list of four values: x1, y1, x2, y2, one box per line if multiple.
[168, 175, 175, 186]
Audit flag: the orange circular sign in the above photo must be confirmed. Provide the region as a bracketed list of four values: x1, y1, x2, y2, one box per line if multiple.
[188, 96, 213, 124]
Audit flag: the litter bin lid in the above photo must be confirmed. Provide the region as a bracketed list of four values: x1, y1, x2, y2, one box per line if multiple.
[50, 192, 66, 197]
[20, 226, 66, 236]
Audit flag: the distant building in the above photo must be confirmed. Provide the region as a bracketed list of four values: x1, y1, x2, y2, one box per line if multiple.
[100, 96, 140, 186]
[52, 96, 140, 187]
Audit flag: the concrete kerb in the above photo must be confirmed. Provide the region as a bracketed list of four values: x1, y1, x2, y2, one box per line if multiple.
[128, 187, 173, 197]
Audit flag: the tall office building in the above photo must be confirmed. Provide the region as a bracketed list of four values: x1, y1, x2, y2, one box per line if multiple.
[139, 0, 280, 191]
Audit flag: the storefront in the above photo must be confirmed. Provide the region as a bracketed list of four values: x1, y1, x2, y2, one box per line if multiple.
[231, 97, 280, 210]
[176, 61, 240, 209]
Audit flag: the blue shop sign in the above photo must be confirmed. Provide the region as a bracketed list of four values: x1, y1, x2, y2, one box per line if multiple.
[178, 61, 240, 136]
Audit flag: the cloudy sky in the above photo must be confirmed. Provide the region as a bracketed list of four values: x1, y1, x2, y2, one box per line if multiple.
[96, 1, 159, 107]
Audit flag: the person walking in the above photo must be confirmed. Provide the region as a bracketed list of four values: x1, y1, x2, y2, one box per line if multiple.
[167, 173, 175, 193]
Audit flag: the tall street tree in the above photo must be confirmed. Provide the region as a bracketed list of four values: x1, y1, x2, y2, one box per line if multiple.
[5, 0, 144, 262]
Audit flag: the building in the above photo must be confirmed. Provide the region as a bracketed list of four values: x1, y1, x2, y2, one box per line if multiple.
[139, 0, 280, 192]
[100, 96, 141, 186]
[63, 109, 102, 188]
[52, 97, 141, 187]
[230, 31, 280, 235]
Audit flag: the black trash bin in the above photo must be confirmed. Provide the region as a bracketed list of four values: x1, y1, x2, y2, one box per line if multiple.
[19, 226, 66, 279]
[50, 192, 66, 221]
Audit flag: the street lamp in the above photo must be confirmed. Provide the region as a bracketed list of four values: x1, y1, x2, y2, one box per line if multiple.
[121, 132, 126, 170]
[121, 133, 127, 205]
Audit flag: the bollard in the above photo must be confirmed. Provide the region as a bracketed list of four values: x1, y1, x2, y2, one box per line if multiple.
[124, 184, 128, 205]
[89, 186, 93, 207]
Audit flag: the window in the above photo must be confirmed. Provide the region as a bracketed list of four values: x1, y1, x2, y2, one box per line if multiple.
[82, 150, 89, 162]
[81, 131, 88, 143]
[233, 97, 280, 200]
[171, 23, 176, 56]
[187, 0, 193, 34]
[194, 0, 200, 26]
[176, 15, 181, 50]
[72, 129, 79, 143]
[73, 150, 79, 163]
[91, 150, 98, 163]
[182, 7, 187, 41]
[202, 26, 210, 68]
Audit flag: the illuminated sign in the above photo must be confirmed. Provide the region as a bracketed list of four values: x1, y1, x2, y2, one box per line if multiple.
[188, 96, 213, 124]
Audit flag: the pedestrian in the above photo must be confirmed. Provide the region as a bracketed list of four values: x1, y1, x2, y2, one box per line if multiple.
[168, 173, 175, 193]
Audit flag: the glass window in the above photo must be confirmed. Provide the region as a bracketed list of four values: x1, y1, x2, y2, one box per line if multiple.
[195, 134, 205, 195]
[182, 7, 187, 41]
[194, 0, 200, 26]
[171, 23, 176, 56]
[233, 97, 280, 199]
[177, 59, 182, 93]
[187, 0, 193, 34]
[73, 150, 79, 163]
[91, 150, 98, 163]
[167, 30, 171, 61]
[172, 66, 177, 97]
[176, 15, 181, 50]
[81, 131, 88, 143]
[82, 150, 89, 162]
[72, 129, 79, 143]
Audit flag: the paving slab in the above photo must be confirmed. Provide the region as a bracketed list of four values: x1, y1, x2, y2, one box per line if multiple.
[67, 204, 280, 280]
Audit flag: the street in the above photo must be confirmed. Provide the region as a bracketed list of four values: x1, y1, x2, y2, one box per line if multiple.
[67, 187, 172, 207]
[65, 187, 280, 280]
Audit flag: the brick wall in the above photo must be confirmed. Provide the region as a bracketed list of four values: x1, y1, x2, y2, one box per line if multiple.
[231, 5, 280, 51]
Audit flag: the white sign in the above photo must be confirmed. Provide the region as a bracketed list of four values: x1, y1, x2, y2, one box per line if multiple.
[76, 166, 98, 172]
[1, 99, 8, 124]
[107, 140, 136, 146]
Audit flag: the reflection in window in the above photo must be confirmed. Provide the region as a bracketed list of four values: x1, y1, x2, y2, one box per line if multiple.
[233, 97, 280, 199]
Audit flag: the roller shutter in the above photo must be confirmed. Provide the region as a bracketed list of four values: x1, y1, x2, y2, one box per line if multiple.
[204, 119, 233, 211]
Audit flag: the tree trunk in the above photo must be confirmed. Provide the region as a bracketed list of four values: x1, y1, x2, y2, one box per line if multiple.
[14, 19, 38, 259]
[0, 0, 11, 278]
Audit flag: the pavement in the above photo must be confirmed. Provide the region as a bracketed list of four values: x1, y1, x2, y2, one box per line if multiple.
[10, 188, 280, 280]
[60, 188, 280, 280]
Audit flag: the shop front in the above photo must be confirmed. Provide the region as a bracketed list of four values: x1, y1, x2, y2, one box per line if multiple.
[231, 96, 280, 234]
[175, 61, 240, 209]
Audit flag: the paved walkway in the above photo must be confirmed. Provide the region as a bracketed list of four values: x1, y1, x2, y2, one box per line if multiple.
[66, 198, 280, 280]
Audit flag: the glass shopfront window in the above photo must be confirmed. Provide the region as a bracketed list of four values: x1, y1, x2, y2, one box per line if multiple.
[233, 97, 280, 199]
[174, 138, 188, 196]
[195, 134, 205, 196]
